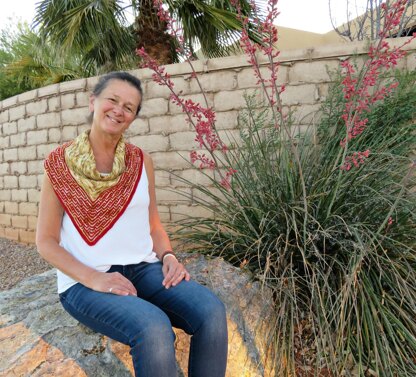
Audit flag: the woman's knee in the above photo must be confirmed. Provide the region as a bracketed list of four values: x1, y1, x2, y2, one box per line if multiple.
[209, 297, 226, 321]
[195, 295, 228, 336]
[129, 314, 176, 373]
[128, 310, 177, 375]
[130, 310, 175, 349]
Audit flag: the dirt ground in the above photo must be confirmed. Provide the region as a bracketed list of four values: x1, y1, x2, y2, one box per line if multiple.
[0, 237, 52, 291]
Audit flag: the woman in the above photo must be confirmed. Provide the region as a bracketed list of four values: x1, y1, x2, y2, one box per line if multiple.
[36, 71, 228, 377]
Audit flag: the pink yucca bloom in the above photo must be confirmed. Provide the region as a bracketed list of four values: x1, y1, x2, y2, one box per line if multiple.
[340, 0, 415, 170]
[231, 0, 285, 115]
[138, 0, 289, 187]
[137, 1, 231, 180]
[340, 150, 371, 171]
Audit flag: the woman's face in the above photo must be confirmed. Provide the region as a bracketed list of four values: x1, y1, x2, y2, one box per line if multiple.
[89, 79, 142, 137]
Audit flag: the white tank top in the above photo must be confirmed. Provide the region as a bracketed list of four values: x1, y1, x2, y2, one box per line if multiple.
[57, 166, 159, 293]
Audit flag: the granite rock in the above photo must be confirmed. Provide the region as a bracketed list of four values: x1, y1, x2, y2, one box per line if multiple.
[0, 254, 274, 376]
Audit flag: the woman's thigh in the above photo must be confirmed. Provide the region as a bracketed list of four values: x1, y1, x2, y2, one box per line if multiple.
[60, 282, 174, 346]
[126, 262, 227, 335]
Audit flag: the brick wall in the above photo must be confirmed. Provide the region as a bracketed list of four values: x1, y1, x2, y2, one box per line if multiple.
[1, 38, 415, 244]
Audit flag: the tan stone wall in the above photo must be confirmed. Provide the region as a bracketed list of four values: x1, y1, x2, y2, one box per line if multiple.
[1, 38, 415, 244]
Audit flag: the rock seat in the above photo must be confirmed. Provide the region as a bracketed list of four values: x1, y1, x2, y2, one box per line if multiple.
[0, 254, 274, 376]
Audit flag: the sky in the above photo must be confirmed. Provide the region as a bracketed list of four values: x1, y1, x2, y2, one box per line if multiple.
[0, 0, 370, 35]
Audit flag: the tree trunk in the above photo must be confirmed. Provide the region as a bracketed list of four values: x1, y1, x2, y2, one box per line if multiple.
[135, 0, 175, 65]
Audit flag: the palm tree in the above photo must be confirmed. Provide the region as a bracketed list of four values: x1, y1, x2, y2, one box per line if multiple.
[33, 0, 264, 71]
[34, 0, 137, 74]
[0, 22, 86, 100]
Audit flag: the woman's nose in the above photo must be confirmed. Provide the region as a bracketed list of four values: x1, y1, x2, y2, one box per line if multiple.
[112, 103, 124, 116]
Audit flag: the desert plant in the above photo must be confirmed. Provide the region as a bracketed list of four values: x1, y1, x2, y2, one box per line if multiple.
[169, 69, 416, 377]
[140, 0, 416, 375]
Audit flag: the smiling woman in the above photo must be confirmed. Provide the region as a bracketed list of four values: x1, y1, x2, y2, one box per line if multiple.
[35, 71, 228, 377]
[88, 74, 142, 161]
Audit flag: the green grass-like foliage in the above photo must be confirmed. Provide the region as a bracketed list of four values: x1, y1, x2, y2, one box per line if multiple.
[172, 70, 416, 376]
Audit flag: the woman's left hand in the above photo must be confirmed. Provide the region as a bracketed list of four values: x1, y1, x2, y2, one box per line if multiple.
[162, 255, 190, 289]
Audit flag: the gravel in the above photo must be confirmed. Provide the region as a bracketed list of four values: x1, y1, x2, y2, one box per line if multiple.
[0, 237, 52, 291]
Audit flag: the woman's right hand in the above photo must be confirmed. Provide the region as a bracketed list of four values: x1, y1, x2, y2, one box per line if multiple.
[37, 175, 137, 297]
[87, 270, 137, 296]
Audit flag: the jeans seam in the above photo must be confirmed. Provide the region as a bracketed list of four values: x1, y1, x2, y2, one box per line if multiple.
[162, 306, 197, 334]
[160, 306, 199, 377]
[188, 336, 196, 377]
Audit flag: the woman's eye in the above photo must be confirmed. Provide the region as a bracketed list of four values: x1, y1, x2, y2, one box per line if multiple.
[107, 98, 116, 103]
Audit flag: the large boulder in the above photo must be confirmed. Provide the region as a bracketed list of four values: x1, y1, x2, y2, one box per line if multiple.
[0, 254, 274, 376]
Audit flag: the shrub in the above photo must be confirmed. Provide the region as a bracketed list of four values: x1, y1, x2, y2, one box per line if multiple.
[140, 0, 416, 375]
[172, 69, 416, 375]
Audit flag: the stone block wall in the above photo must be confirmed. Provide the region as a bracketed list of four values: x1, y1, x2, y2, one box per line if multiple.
[1, 38, 415, 244]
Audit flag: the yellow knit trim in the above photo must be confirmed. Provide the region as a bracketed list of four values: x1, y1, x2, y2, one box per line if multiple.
[64, 131, 126, 201]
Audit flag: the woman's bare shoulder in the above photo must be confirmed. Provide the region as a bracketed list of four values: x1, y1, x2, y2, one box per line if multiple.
[142, 150, 154, 169]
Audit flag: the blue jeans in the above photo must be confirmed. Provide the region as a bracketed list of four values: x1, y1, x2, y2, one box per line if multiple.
[59, 262, 228, 377]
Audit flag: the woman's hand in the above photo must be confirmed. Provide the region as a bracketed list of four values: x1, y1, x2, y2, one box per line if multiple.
[87, 270, 137, 296]
[162, 255, 190, 289]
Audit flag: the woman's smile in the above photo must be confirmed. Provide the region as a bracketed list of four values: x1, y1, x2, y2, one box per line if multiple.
[89, 79, 142, 137]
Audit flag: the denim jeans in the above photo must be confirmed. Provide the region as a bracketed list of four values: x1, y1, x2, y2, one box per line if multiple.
[59, 262, 228, 377]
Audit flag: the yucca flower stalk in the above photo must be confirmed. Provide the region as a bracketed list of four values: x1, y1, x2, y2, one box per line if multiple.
[139, 0, 416, 375]
[137, 0, 242, 186]
[326, 0, 416, 218]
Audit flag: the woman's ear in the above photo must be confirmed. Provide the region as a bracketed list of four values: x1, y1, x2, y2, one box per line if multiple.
[89, 95, 95, 113]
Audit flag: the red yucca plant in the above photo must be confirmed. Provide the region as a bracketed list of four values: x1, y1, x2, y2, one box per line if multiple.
[139, 0, 416, 375]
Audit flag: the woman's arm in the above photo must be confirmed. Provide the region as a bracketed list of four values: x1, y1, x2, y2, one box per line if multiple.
[36, 174, 137, 296]
[143, 152, 190, 288]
